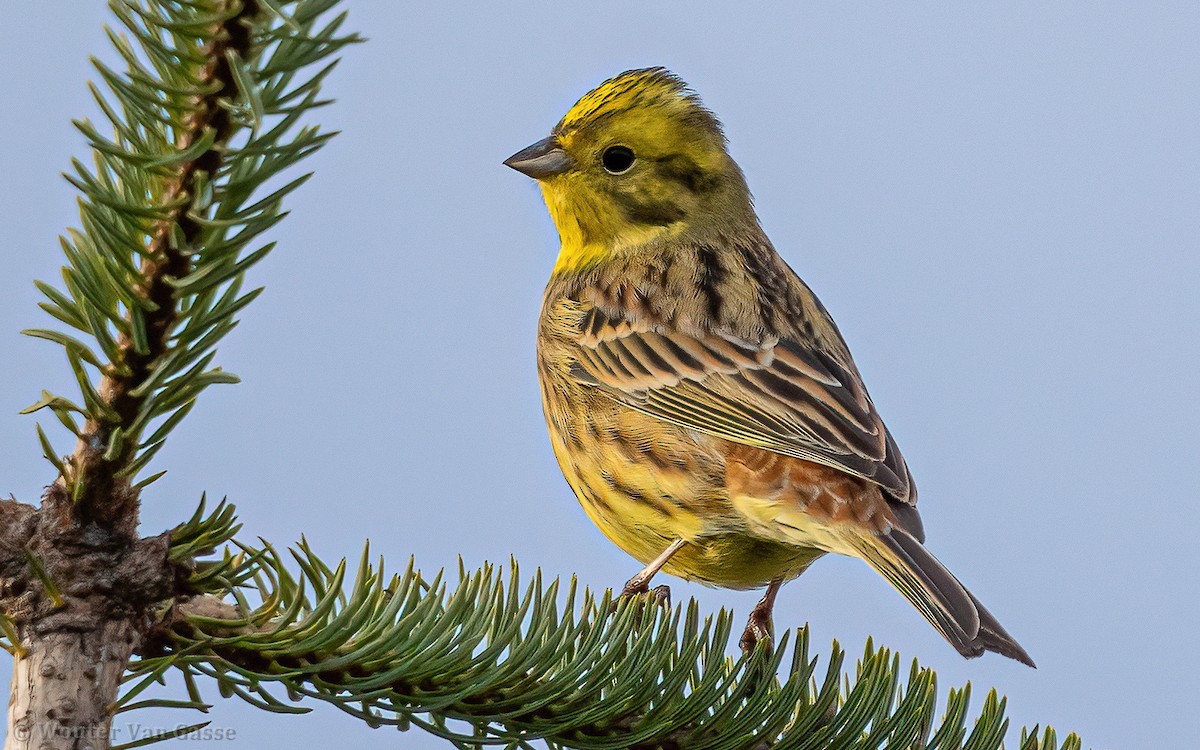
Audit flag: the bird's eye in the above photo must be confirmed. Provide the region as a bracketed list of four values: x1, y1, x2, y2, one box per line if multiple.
[601, 145, 636, 174]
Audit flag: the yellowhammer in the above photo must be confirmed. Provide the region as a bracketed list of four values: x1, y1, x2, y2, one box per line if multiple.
[505, 67, 1033, 666]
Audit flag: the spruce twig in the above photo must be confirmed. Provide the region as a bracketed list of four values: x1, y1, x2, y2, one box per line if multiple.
[133, 501, 1085, 750]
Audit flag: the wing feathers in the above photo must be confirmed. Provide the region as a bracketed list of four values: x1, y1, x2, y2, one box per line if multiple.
[571, 309, 913, 501]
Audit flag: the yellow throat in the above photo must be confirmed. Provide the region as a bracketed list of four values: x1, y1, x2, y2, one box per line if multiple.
[506, 67, 749, 275]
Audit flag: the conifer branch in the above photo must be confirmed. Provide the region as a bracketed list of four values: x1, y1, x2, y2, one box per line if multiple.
[3, 4, 356, 748]
[68, 0, 260, 527]
[22, 0, 358, 531]
[133, 499, 1084, 750]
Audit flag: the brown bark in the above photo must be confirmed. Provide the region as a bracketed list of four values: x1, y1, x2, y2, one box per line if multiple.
[3, 487, 175, 750]
[5, 621, 136, 750]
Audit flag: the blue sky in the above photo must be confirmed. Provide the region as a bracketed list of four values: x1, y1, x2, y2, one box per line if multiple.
[1, 2, 1197, 748]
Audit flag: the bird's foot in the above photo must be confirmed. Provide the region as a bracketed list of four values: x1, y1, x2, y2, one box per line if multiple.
[620, 575, 650, 598]
[611, 576, 671, 614]
[739, 603, 774, 657]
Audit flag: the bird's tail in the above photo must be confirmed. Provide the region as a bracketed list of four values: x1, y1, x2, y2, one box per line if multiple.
[848, 528, 1035, 667]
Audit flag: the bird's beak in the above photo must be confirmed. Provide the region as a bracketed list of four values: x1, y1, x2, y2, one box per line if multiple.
[504, 136, 574, 179]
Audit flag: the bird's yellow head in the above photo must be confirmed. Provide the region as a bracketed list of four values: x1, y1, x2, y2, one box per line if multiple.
[506, 68, 753, 274]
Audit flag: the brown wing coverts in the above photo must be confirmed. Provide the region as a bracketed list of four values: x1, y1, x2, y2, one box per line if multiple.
[571, 308, 914, 502]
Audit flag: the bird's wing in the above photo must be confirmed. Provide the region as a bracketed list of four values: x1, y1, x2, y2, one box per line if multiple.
[570, 308, 914, 503]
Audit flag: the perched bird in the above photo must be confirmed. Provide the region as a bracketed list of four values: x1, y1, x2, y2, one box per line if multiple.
[505, 67, 1033, 666]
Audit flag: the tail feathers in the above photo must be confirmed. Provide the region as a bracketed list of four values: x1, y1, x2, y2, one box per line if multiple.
[968, 591, 1037, 667]
[852, 528, 1035, 668]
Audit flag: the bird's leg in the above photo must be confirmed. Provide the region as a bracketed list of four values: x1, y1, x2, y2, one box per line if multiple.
[617, 539, 686, 608]
[740, 578, 784, 656]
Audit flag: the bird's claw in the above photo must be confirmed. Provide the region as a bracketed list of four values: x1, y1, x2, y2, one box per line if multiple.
[610, 580, 672, 614]
[650, 584, 671, 609]
[739, 606, 774, 657]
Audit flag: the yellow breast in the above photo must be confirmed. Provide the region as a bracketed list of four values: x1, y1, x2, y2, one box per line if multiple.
[538, 338, 820, 588]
